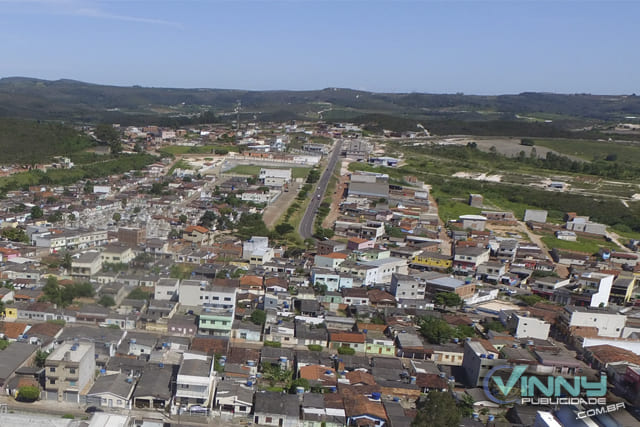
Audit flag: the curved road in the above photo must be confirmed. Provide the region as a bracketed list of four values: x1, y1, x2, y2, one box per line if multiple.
[299, 140, 342, 239]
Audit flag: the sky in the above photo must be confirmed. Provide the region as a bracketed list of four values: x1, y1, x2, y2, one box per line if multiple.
[1, 0, 639, 94]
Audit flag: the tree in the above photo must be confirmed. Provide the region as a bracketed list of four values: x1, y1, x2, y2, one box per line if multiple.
[434, 292, 463, 311]
[418, 316, 454, 344]
[95, 124, 122, 155]
[413, 392, 462, 427]
[289, 378, 310, 393]
[61, 252, 72, 270]
[47, 211, 63, 223]
[1, 227, 29, 243]
[250, 309, 266, 325]
[484, 319, 506, 333]
[98, 295, 116, 307]
[17, 385, 40, 402]
[275, 223, 294, 235]
[42, 276, 62, 306]
[112, 212, 121, 223]
[30, 205, 43, 219]
[67, 213, 76, 222]
[179, 214, 188, 224]
[34, 350, 49, 367]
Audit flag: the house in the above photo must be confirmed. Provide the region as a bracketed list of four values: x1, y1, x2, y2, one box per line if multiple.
[71, 251, 102, 279]
[301, 393, 346, 427]
[44, 341, 96, 403]
[300, 365, 337, 390]
[315, 252, 349, 270]
[155, 278, 180, 301]
[367, 289, 396, 308]
[265, 321, 297, 347]
[118, 332, 157, 357]
[347, 237, 375, 251]
[167, 315, 198, 336]
[342, 389, 389, 427]
[86, 373, 136, 409]
[296, 321, 328, 348]
[424, 275, 476, 300]
[524, 209, 548, 223]
[462, 339, 501, 387]
[198, 309, 235, 337]
[312, 268, 353, 292]
[505, 311, 551, 340]
[179, 279, 237, 309]
[329, 332, 366, 354]
[243, 236, 270, 260]
[214, 381, 254, 417]
[342, 288, 370, 306]
[476, 262, 506, 284]
[410, 251, 453, 271]
[316, 239, 348, 256]
[0, 342, 39, 390]
[175, 353, 216, 410]
[459, 214, 487, 231]
[182, 225, 213, 245]
[390, 273, 425, 300]
[231, 320, 263, 343]
[132, 363, 176, 409]
[101, 244, 135, 264]
[453, 246, 490, 275]
[254, 391, 300, 427]
[559, 306, 626, 338]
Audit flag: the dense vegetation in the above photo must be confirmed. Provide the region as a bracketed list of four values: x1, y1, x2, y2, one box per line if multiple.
[0, 118, 93, 164]
[1, 77, 639, 126]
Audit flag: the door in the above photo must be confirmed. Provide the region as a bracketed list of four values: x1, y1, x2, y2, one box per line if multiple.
[108, 399, 113, 408]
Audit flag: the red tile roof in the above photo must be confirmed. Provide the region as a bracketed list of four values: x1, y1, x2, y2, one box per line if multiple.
[330, 332, 365, 344]
[0, 322, 29, 339]
[345, 370, 376, 385]
[185, 225, 209, 234]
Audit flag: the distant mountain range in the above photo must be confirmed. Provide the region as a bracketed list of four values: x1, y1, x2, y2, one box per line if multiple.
[1, 77, 639, 128]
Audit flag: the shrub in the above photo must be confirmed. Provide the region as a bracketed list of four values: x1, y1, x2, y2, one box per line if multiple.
[307, 344, 323, 352]
[17, 385, 40, 402]
[264, 341, 282, 348]
[337, 347, 356, 355]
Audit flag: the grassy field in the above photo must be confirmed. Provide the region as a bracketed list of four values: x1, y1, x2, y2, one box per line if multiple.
[533, 138, 640, 163]
[226, 165, 310, 179]
[540, 234, 619, 254]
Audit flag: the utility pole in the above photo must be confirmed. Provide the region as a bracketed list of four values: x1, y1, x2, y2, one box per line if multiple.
[235, 100, 241, 143]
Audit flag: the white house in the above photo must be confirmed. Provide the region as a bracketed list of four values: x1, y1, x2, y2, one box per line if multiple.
[175, 352, 216, 410]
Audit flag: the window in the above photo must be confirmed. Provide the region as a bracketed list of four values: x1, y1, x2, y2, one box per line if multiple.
[69, 381, 76, 387]
[50, 379, 56, 385]
[265, 417, 273, 423]
[224, 297, 231, 301]
[49, 367, 56, 373]
[69, 368, 76, 374]
[240, 406, 247, 412]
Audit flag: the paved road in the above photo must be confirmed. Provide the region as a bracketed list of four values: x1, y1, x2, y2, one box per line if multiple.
[299, 140, 342, 239]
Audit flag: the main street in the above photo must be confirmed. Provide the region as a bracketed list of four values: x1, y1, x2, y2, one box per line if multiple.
[299, 140, 342, 239]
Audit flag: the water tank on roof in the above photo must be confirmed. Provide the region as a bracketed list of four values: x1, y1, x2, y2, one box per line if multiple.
[100, 369, 106, 374]
[295, 386, 305, 394]
[247, 360, 255, 367]
[488, 415, 495, 422]
[439, 372, 446, 378]
[452, 338, 459, 343]
[410, 376, 416, 384]
[449, 376, 455, 382]
[371, 392, 381, 400]
[480, 354, 486, 358]
[246, 380, 253, 387]
[488, 354, 495, 359]
[392, 397, 399, 402]
[325, 370, 333, 375]
[363, 329, 368, 334]
[130, 338, 136, 344]
[159, 363, 164, 368]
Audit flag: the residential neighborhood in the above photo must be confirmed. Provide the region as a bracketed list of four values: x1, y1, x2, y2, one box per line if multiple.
[1, 120, 640, 427]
